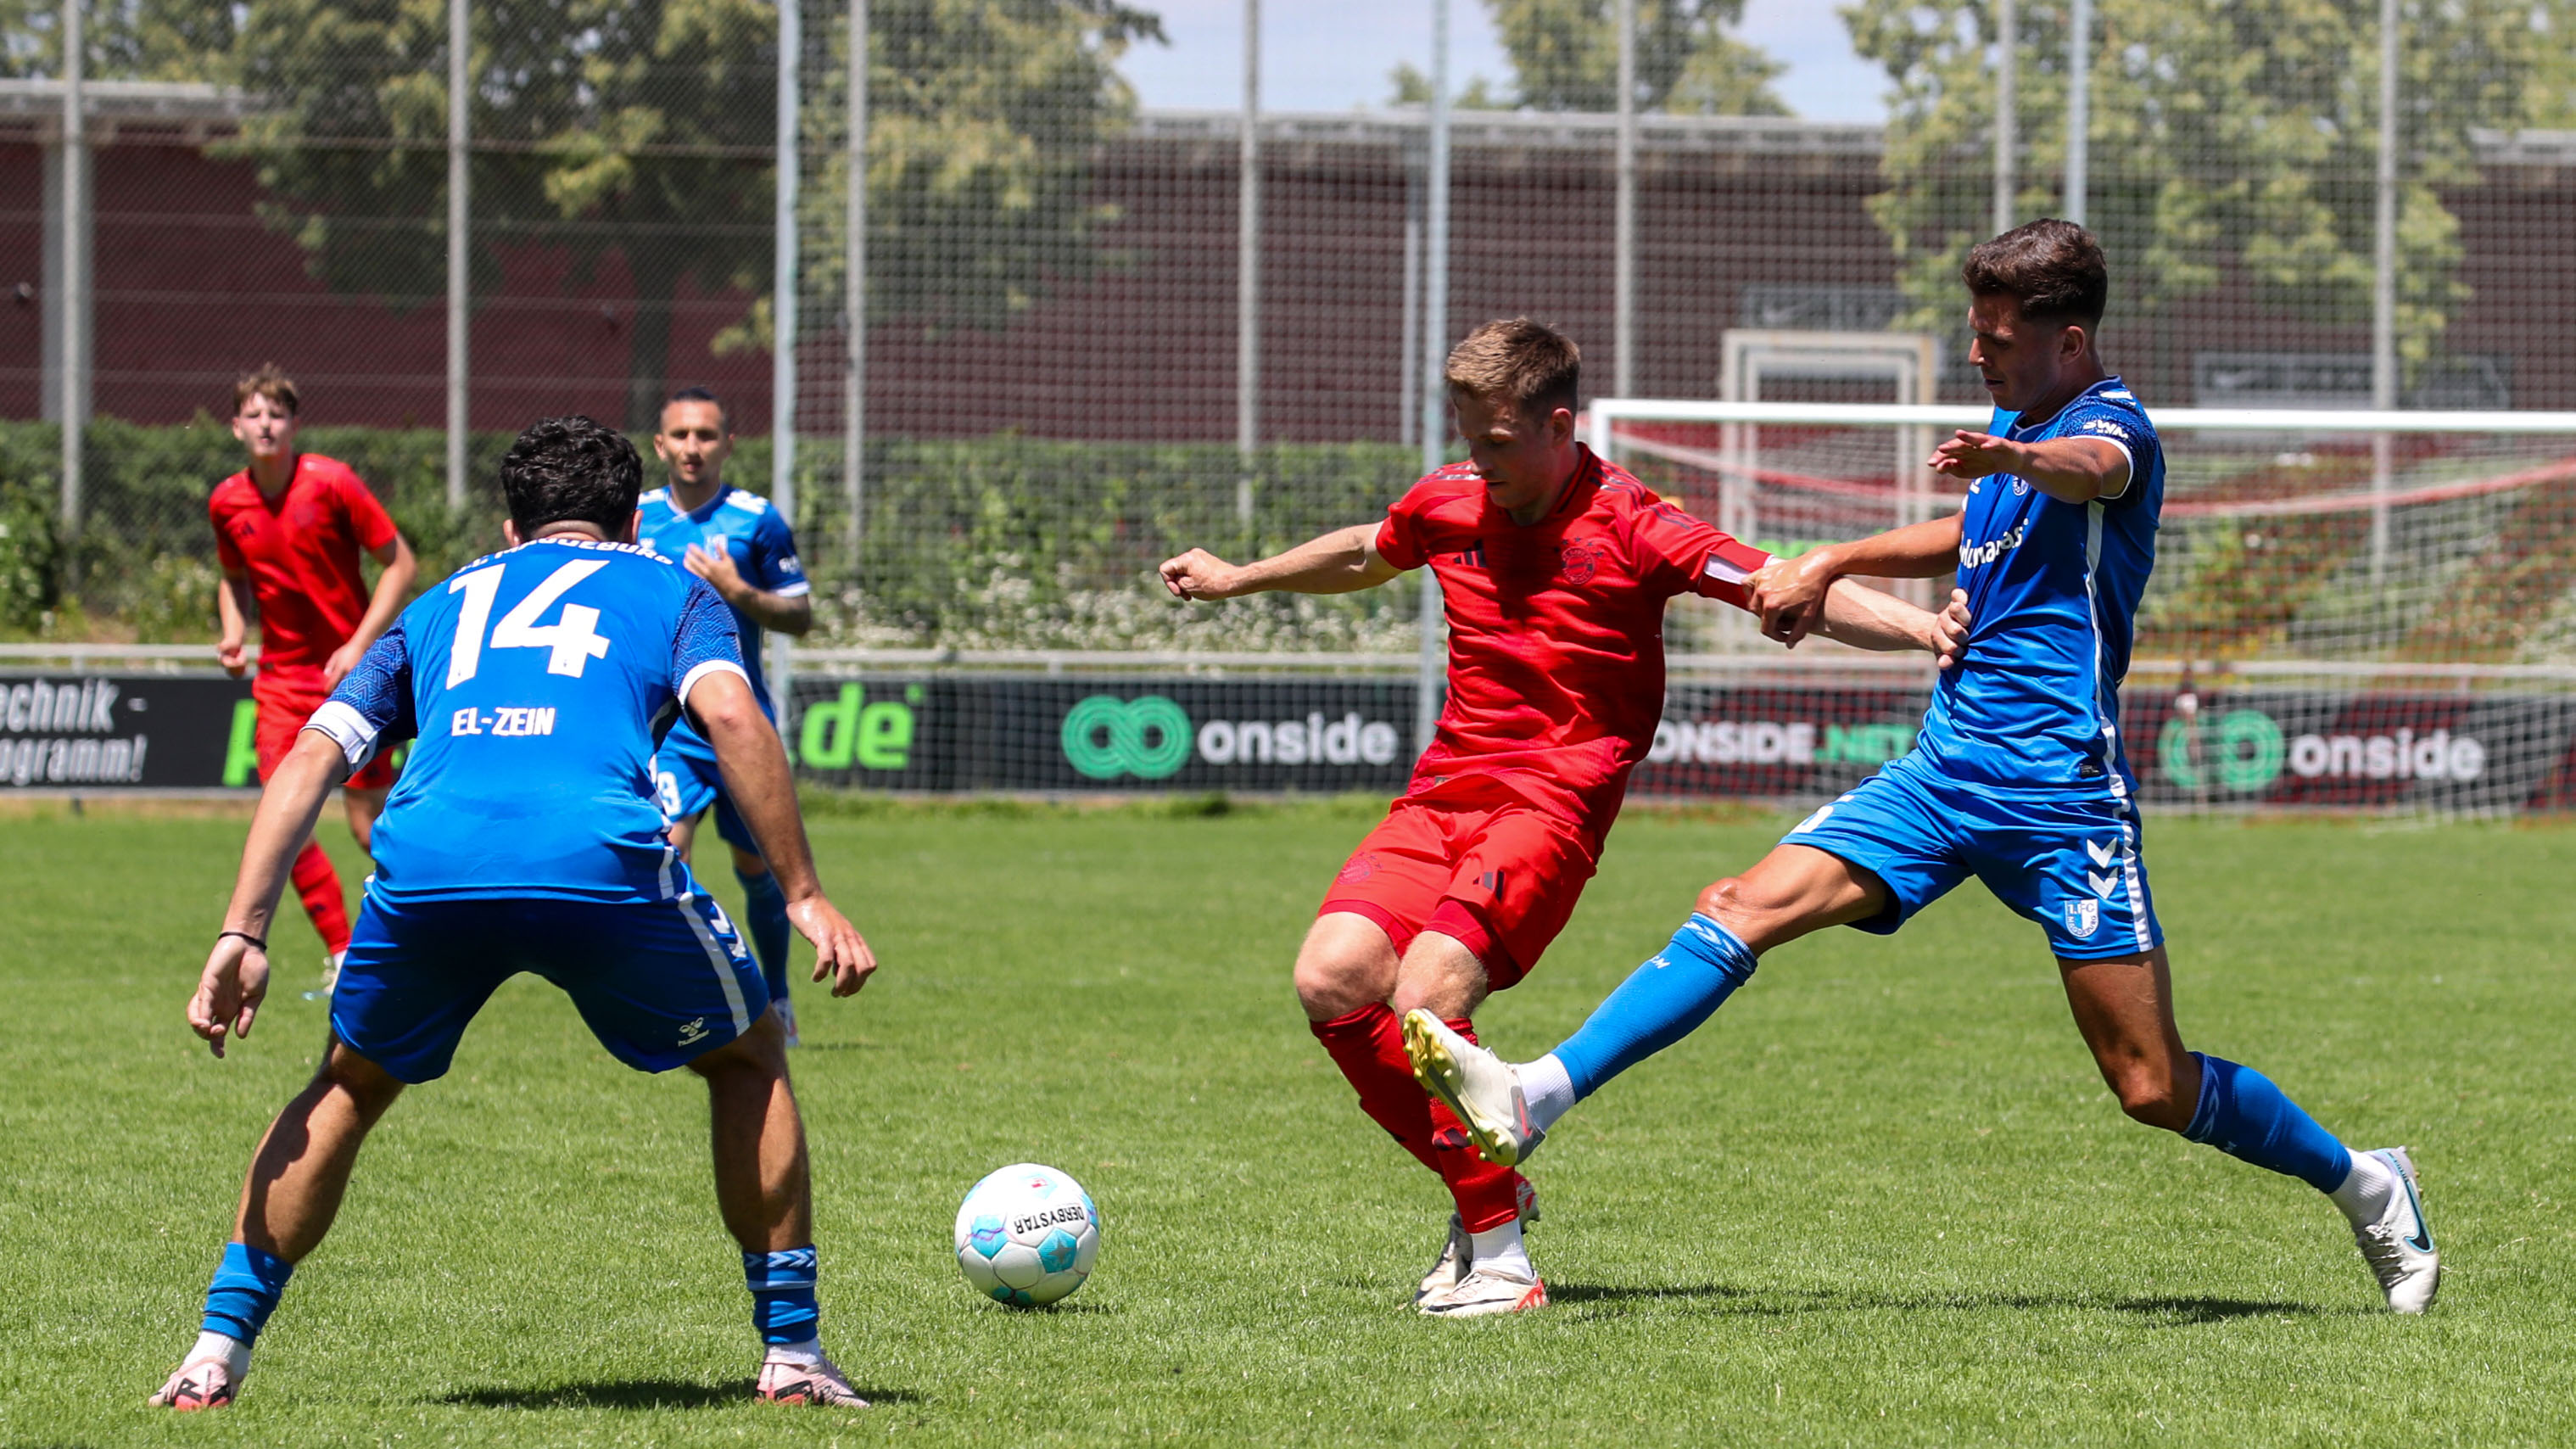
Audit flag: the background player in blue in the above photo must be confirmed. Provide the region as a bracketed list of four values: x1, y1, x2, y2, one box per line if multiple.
[153, 417, 880, 1412]
[639, 388, 815, 1042]
[1402, 221, 2440, 1314]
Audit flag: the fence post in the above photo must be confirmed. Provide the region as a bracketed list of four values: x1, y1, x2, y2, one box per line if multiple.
[2370, 0, 2400, 584]
[843, 0, 867, 573]
[1612, 0, 1636, 398]
[59, 0, 85, 535]
[2064, 0, 2088, 227]
[445, 0, 468, 511]
[1413, 0, 1452, 760]
[1236, 0, 1260, 526]
[772, 0, 801, 730]
[1992, 0, 2015, 236]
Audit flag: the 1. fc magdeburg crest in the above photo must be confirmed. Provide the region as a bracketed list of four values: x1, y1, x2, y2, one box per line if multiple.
[2062, 898, 2100, 940]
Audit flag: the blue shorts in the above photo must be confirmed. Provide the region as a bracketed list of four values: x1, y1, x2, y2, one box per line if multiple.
[331, 886, 771, 1083]
[1782, 752, 2163, 960]
[651, 725, 757, 855]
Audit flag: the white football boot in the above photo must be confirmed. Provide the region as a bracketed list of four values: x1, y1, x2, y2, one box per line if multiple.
[1402, 1010, 1543, 1167]
[2349, 1146, 2440, 1313]
[755, 1347, 869, 1407]
[148, 1356, 238, 1411]
[1419, 1266, 1550, 1318]
[775, 996, 800, 1049]
[1416, 1177, 1541, 1305]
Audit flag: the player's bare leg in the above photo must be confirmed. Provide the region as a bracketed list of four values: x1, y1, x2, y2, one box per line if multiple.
[1294, 915, 1537, 1309]
[1379, 932, 1543, 1317]
[691, 1012, 812, 1253]
[2058, 948, 2196, 1131]
[689, 1015, 867, 1405]
[2061, 947, 2439, 1311]
[1409, 844, 1887, 1172]
[152, 1042, 405, 1409]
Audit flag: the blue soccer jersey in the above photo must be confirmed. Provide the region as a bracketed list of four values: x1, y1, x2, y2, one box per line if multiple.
[634, 484, 807, 716]
[1914, 377, 2164, 793]
[305, 537, 748, 904]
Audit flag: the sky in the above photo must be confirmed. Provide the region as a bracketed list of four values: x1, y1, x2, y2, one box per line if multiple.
[1119, 0, 1890, 124]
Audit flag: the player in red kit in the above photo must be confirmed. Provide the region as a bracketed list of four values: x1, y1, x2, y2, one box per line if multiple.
[210, 365, 418, 983]
[1159, 319, 1967, 1316]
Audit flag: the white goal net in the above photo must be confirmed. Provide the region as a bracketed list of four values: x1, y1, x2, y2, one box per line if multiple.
[1591, 400, 2576, 814]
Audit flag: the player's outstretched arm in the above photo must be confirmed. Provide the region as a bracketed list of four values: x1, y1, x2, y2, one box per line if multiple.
[191, 730, 349, 1056]
[1805, 580, 1974, 664]
[1159, 523, 1401, 601]
[1748, 516, 1964, 647]
[1928, 430, 2129, 504]
[692, 670, 877, 997]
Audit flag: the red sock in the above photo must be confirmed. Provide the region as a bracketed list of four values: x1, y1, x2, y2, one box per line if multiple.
[289, 840, 350, 955]
[1310, 1004, 1440, 1174]
[1433, 1018, 1524, 1233]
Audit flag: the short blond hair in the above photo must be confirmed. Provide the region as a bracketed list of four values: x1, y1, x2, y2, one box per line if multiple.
[1443, 317, 1580, 420]
[232, 362, 299, 418]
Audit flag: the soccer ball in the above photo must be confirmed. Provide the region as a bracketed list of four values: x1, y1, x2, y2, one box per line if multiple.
[953, 1163, 1101, 1307]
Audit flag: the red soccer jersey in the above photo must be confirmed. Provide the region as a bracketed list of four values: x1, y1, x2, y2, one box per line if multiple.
[209, 453, 398, 706]
[1373, 445, 1771, 843]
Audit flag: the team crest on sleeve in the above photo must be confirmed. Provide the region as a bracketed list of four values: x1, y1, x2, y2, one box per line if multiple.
[2062, 898, 2100, 940]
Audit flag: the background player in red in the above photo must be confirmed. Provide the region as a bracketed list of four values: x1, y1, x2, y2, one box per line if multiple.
[210, 365, 418, 984]
[1158, 318, 1965, 1316]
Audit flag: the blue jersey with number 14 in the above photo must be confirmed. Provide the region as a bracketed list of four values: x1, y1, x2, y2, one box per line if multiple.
[307, 537, 747, 904]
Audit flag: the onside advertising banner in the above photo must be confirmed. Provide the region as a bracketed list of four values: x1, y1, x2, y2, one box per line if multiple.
[785, 674, 2576, 813]
[21, 669, 2576, 815]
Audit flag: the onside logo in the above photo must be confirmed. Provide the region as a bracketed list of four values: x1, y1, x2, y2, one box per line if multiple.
[2160, 710, 2487, 791]
[1061, 695, 1403, 780]
[1648, 718, 1917, 768]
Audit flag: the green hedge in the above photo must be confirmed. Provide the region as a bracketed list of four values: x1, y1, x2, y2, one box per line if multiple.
[0, 420, 1427, 648]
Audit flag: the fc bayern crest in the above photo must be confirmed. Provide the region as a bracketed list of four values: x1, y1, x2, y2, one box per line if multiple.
[2062, 898, 2100, 940]
[1556, 538, 1605, 586]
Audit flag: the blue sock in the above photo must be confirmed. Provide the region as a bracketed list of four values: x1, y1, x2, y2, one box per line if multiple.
[1551, 915, 1759, 1099]
[201, 1241, 293, 1344]
[735, 866, 792, 1003]
[744, 1246, 820, 1345]
[2182, 1052, 2354, 1194]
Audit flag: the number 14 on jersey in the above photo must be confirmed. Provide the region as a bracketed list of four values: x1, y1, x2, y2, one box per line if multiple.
[446, 560, 615, 685]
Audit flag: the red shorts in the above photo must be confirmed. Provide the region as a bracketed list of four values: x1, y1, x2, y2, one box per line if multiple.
[1317, 797, 1599, 991]
[258, 696, 398, 792]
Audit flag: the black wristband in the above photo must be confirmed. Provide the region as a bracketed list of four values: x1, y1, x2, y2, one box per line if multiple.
[218, 929, 267, 951]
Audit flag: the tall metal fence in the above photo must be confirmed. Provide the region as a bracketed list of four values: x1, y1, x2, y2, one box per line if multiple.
[8, 0, 2576, 680]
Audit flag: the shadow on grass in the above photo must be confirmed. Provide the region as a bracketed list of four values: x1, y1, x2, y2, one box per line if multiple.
[1547, 1283, 2355, 1323]
[433, 1379, 922, 1410]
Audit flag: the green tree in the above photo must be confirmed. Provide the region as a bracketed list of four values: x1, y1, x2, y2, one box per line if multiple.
[1847, 0, 2534, 370]
[216, 0, 1160, 427]
[0, 0, 236, 80]
[1483, 0, 1787, 114]
[221, 0, 778, 429]
[795, 0, 1165, 344]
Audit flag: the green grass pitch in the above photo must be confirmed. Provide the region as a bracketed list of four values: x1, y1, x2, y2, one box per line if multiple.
[3, 800, 2573, 1446]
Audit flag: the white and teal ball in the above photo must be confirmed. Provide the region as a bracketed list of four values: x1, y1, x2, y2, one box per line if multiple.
[953, 1163, 1101, 1307]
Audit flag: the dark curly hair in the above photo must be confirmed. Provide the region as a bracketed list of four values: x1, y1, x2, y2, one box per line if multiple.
[1963, 219, 2109, 328]
[499, 417, 645, 535]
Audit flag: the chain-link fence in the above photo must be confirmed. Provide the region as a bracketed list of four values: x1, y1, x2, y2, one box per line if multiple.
[8, 0, 2576, 676]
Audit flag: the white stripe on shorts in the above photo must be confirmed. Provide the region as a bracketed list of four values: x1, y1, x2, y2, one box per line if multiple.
[677, 894, 753, 1034]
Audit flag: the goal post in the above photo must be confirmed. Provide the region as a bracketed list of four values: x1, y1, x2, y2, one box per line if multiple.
[1589, 398, 2576, 814]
